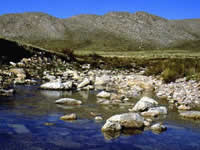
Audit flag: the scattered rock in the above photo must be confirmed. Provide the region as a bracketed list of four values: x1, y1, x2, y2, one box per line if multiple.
[63, 81, 73, 90]
[0, 89, 15, 96]
[97, 98, 111, 105]
[95, 116, 103, 121]
[97, 91, 111, 99]
[150, 123, 167, 133]
[40, 81, 64, 90]
[141, 106, 168, 117]
[177, 105, 191, 110]
[77, 78, 90, 88]
[43, 74, 56, 81]
[55, 98, 82, 105]
[60, 113, 77, 120]
[144, 120, 151, 127]
[9, 68, 26, 79]
[95, 75, 110, 86]
[179, 111, 200, 119]
[44, 122, 55, 126]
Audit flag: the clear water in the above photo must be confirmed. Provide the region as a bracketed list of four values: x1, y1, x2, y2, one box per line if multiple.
[0, 85, 200, 150]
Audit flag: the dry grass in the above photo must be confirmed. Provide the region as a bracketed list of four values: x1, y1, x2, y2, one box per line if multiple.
[74, 49, 200, 59]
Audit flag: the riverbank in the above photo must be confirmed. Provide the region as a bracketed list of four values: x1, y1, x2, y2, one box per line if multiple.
[1, 52, 200, 138]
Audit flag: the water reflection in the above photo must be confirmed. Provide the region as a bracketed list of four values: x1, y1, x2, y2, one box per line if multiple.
[0, 85, 200, 149]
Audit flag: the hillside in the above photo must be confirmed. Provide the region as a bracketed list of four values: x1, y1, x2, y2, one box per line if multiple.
[0, 11, 200, 51]
[0, 37, 72, 64]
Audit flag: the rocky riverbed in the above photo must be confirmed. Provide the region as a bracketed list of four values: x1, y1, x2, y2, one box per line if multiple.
[1, 54, 200, 138]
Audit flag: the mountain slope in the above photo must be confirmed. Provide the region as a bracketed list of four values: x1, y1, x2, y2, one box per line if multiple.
[0, 11, 200, 51]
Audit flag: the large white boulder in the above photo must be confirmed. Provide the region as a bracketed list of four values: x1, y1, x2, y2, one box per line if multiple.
[102, 113, 144, 132]
[40, 81, 64, 90]
[130, 97, 158, 112]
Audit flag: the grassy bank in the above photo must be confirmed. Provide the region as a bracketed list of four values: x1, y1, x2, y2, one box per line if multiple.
[75, 49, 200, 59]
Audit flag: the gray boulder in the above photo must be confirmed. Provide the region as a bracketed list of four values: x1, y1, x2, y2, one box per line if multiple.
[55, 98, 82, 105]
[150, 123, 167, 133]
[130, 97, 158, 112]
[141, 106, 168, 117]
[102, 113, 144, 132]
[63, 81, 73, 90]
[40, 81, 64, 90]
[97, 91, 111, 99]
[77, 78, 90, 88]
[95, 75, 110, 86]
[102, 121, 122, 132]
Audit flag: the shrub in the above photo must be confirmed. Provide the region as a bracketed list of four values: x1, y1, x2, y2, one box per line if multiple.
[60, 48, 75, 61]
[161, 67, 180, 83]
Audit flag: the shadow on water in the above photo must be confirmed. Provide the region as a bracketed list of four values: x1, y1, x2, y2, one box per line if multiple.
[1, 85, 200, 150]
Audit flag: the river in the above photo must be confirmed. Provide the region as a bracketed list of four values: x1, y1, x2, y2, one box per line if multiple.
[0, 85, 200, 150]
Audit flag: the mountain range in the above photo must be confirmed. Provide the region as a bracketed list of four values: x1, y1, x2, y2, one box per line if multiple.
[0, 11, 200, 51]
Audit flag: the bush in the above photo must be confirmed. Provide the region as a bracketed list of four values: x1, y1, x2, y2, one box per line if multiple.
[161, 67, 180, 82]
[60, 48, 75, 61]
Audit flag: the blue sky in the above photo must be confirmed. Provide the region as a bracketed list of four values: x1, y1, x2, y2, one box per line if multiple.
[0, 0, 199, 19]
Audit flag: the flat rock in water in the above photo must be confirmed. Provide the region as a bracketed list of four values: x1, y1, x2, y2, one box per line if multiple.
[40, 81, 64, 90]
[60, 113, 77, 120]
[55, 98, 82, 105]
[179, 111, 200, 119]
[130, 97, 158, 112]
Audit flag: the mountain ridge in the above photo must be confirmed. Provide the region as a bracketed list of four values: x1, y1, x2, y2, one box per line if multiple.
[0, 11, 200, 51]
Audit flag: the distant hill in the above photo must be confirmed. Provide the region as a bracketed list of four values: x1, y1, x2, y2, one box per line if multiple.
[0, 11, 200, 51]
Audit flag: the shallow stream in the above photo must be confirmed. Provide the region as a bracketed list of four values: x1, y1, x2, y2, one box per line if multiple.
[0, 85, 200, 150]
